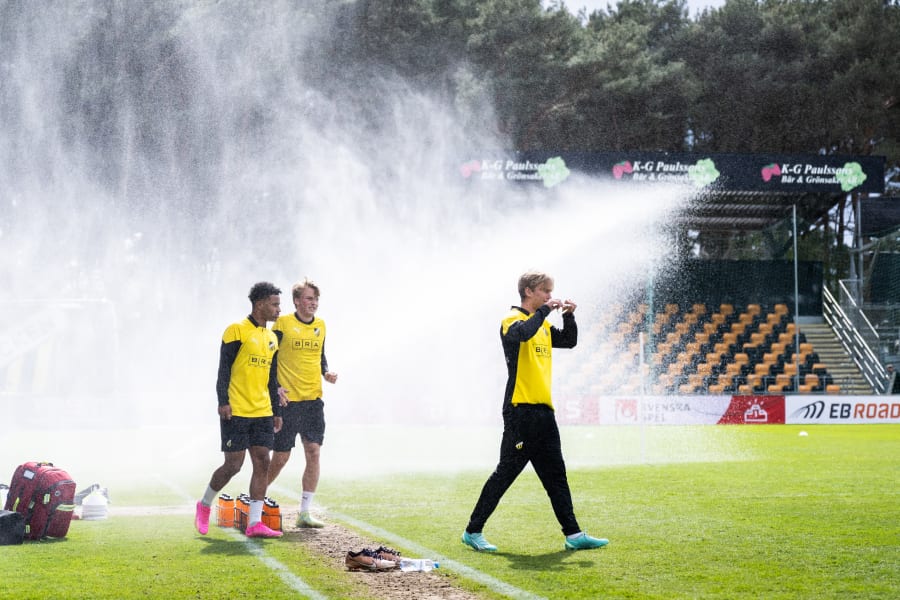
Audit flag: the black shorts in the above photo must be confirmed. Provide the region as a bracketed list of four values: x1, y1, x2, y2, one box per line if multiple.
[274, 399, 325, 451]
[220, 415, 275, 452]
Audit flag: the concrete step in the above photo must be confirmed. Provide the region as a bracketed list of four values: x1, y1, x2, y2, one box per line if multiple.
[800, 323, 874, 394]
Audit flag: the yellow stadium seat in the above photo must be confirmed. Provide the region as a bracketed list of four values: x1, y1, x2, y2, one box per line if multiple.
[755, 362, 773, 376]
[798, 373, 819, 393]
[738, 374, 762, 394]
[767, 373, 792, 392]
[744, 333, 766, 349]
[725, 362, 743, 376]
[668, 362, 686, 377]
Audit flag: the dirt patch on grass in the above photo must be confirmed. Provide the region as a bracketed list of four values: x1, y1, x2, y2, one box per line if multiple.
[284, 510, 480, 600]
[109, 505, 480, 600]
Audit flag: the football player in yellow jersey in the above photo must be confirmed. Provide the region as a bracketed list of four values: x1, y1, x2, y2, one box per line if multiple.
[195, 282, 284, 539]
[268, 278, 338, 528]
[462, 270, 609, 552]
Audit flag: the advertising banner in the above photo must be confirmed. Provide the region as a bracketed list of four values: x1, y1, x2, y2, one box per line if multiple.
[460, 151, 885, 194]
[556, 395, 900, 425]
[556, 395, 786, 425]
[716, 395, 785, 424]
[786, 396, 900, 424]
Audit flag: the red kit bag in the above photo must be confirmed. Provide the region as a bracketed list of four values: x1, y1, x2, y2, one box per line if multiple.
[4, 461, 76, 540]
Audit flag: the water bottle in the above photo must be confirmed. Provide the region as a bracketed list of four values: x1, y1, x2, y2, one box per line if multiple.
[398, 558, 439, 572]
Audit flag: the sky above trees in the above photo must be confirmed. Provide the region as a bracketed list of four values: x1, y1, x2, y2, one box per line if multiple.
[554, 0, 726, 18]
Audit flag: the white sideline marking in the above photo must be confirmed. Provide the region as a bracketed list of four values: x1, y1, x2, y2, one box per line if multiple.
[161, 478, 327, 600]
[225, 528, 328, 600]
[333, 511, 546, 600]
[173, 479, 544, 600]
[270, 482, 545, 600]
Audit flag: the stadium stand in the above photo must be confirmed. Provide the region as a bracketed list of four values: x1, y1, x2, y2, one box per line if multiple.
[585, 302, 839, 395]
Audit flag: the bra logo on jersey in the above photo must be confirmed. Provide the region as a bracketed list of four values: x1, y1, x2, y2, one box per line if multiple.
[248, 355, 272, 368]
[292, 339, 321, 351]
[535, 344, 550, 356]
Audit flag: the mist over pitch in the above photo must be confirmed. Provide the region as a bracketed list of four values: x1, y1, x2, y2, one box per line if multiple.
[0, 1, 686, 433]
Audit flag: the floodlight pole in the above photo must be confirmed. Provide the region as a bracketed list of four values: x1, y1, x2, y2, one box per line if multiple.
[639, 331, 647, 463]
[793, 204, 801, 391]
[640, 264, 653, 464]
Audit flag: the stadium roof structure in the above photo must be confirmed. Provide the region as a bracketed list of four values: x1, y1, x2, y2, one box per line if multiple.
[674, 190, 837, 233]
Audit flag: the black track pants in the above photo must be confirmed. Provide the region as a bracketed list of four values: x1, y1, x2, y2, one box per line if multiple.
[466, 404, 580, 536]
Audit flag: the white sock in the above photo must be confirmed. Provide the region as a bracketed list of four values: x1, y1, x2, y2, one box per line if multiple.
[566, 532, 584, 540]
[300, 491, 314, 513]
[201, 485, 218, 507]
[249, 499, 264, 525]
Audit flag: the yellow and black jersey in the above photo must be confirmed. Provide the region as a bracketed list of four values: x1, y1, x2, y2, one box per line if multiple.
[273, 313, 329, 402]
[501, 305, 577, 412]
[216, 315, 280, 418]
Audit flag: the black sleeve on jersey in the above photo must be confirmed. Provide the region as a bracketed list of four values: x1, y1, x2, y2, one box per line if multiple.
[216, 340, 241, 406]
[320, 341, 329, 375]
[269, 351, 282, 418]
[504, 305, 552, 343]
[551, 312, 577, 349]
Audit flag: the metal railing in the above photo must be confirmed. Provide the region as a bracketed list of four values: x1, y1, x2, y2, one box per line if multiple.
[838, 279, 883, 350]
[824, 285, 888, 393]
[857, 301, 900, 364]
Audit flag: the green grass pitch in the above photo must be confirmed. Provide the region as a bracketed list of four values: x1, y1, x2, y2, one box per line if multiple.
[1, 424, 897, 599]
